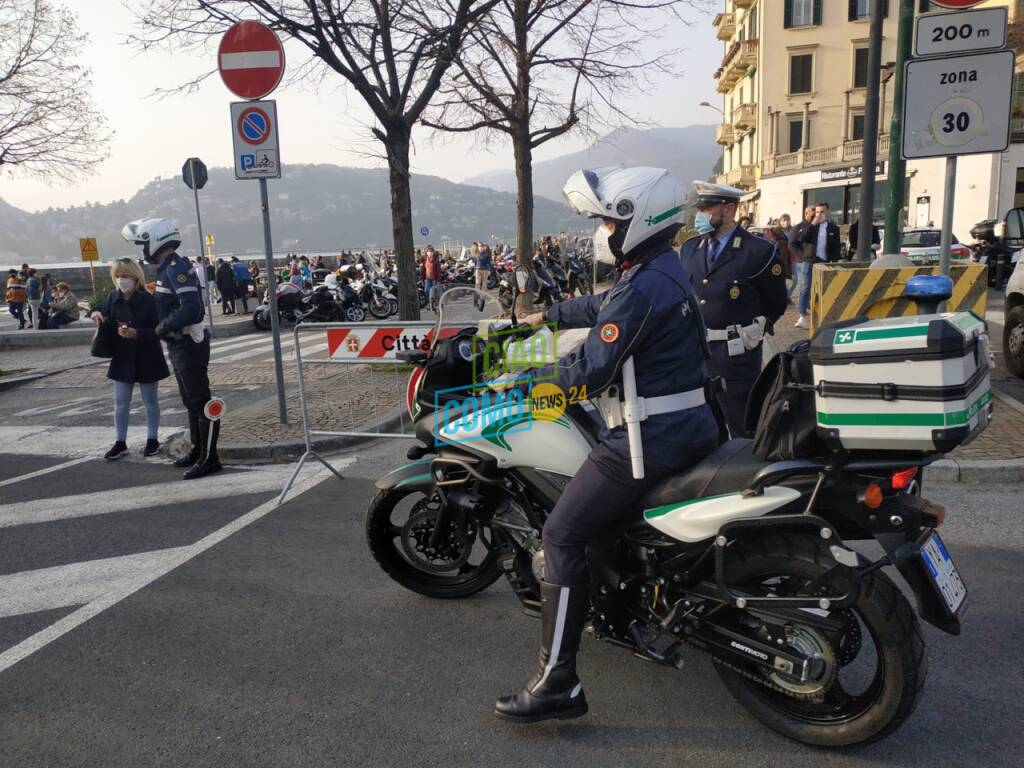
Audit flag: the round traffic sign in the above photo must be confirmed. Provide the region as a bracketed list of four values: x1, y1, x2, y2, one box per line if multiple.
[929, 97, 984, 147]
[931, 0, 987, 8]
[237, 106, 271, 145]
[218, 20, 285, 100]
[420, 226, 429, 236]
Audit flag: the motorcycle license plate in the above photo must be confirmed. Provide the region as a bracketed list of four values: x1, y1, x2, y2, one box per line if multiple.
[920, 532, 968, 616]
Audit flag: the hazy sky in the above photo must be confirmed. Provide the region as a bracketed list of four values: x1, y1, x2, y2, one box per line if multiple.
[1, 0, 723, 213]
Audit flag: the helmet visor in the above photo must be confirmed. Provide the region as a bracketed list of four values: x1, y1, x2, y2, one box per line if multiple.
[562, 169, 605, 218]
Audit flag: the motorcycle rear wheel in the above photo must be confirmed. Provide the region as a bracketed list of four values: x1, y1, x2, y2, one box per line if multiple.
[366, 487, 502, 599]
[345, 305, 366, 322]
[714, 533, 926, 747]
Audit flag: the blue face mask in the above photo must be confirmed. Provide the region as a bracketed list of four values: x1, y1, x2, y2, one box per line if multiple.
[694, 211, 715, 235]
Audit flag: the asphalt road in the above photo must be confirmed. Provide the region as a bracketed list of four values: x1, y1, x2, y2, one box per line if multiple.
[0, 435, 1022, 767]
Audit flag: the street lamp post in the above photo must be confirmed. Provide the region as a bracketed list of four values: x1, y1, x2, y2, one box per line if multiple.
[856, 0, 886, 262]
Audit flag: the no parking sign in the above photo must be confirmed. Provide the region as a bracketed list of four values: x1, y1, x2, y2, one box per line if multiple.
[230, 100, 281, 179]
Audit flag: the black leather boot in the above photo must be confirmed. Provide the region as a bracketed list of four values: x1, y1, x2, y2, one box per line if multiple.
[494, 582, 590, 723]
[173, 414, 201, 468]
[183, 418, 222, 480]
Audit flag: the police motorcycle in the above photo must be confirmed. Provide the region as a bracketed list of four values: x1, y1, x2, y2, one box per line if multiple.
[367, 279, 984, 747]
[346, 265, 394, 320]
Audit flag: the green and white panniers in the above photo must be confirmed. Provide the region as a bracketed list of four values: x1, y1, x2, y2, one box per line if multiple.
[810, 312, 993, 453]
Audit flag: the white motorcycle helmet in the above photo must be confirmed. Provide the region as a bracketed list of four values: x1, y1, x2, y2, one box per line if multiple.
[121, 218, 181, 263]
[562, 167, 685, 264]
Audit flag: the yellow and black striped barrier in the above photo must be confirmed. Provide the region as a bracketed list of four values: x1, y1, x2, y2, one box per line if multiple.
[809, 263, 987, 333]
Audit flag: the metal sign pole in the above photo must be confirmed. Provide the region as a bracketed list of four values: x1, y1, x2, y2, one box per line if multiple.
[939, 155, 958, 278]
[856, 0, 886, 262]
[189, 158, 215, 338]
[260, 176, 288, 423]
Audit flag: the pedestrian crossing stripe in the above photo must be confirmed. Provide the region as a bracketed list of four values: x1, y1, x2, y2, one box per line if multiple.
[810, 263, 987, 333]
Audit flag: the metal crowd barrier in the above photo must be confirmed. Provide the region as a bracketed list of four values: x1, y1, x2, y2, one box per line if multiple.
[276, 320, 438, 505]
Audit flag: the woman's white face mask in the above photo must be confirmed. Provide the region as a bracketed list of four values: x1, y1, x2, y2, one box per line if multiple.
[116, 277, 137, 293]
[593, 221, 617, 265]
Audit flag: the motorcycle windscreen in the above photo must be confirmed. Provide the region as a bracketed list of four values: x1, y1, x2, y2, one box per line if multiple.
[431, 287, 502, 351]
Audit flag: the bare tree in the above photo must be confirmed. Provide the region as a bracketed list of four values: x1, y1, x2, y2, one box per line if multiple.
[0, 0, 110, 181]
[423, 0, 704, 271]
[134, 1, 499, 320]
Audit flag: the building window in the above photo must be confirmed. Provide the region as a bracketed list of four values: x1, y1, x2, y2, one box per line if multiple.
[850, 0, 889, 20]
[785, 0, 820, 29]
[853, 47, 869, 89]
[1015, 168, 1024, 208]
[788, 117, 810, 153]
[790, 53, 814, 94]
[851, 112, 866, 141]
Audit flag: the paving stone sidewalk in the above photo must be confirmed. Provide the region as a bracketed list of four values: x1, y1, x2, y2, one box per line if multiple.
[765, 303, 1024, 463]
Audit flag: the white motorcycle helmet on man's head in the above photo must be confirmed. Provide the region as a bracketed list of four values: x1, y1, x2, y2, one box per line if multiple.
[562, 166, 685, 265]
[121, 218, 181, 263]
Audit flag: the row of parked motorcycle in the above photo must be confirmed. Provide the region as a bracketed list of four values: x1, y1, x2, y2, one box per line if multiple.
[251, 249, 595, 330]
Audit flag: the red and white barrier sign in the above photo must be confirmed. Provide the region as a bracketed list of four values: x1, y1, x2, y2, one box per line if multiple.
[326, 323, 460, 361]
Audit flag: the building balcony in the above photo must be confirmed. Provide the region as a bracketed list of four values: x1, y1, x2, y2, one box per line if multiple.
[723, 38, 758, 85]
[760, 135, 892, 176]
[733, 0, 754, 8]
[716, 123, 736, 146]
[724, 164, 757, 190]
[732, 102, 757, 131]
[714, 12, 736, 41]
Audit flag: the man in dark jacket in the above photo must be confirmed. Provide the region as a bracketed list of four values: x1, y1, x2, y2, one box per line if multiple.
[215, 259, 237, 315]
[794, 201, 841, 328]
[849, 217, 881, 259]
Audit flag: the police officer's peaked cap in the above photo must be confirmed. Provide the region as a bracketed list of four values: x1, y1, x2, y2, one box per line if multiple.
[692, 181, 744, 207]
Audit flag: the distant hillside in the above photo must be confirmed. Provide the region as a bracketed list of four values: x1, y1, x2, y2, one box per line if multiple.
[0, 164, 579, 263]
[465, 125, 720, 201]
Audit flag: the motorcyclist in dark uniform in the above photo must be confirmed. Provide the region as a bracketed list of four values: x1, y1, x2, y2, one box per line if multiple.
[122, 218, 222, 480]
[493, 167, 720, 723]
[679, 182, 788, 437]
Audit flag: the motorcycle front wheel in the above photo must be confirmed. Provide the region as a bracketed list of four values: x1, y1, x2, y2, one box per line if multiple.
[714, 534, 926, 747]
[366, 487, 502, 598]
[345, 304, 366, 322]
[368, 296, 391, 319]
[252, 307, 272, 331]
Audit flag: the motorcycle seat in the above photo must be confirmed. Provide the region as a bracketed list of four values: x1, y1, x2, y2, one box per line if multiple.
[640, 439, 771, 510]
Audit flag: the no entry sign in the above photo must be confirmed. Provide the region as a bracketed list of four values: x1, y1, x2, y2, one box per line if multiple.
[218, 20, 285, 100]
[931, 0, 987, 8]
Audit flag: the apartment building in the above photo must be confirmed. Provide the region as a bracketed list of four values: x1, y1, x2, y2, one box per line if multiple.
[713, 0, 1024, 241]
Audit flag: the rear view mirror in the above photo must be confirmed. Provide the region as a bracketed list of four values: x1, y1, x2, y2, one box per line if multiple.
[1005, 208, 1024, 247]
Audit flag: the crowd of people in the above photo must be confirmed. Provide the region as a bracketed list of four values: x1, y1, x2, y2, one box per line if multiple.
[738, 204, 883, 329]
[5, 264, 80, 330]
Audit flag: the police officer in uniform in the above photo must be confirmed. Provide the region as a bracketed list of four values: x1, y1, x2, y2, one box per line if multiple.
[680, 182, 787, 437]
[493, 167, 720, 724]
[122, 218, 222, 480]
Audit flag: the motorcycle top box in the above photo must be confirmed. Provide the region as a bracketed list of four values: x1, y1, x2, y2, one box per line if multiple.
[810, 312, 993, 453]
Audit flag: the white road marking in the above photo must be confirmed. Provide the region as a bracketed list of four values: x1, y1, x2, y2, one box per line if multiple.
[0, 456, 93, 489]
[282, 341, 329, 361]
[12, 397, 97, 418]
[209, 335, 272, 352]
[0, 462, 349, 675]
[0, 547, 189, 618]
[0, 465, 301, 528]
[0, 426, 162, 457]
